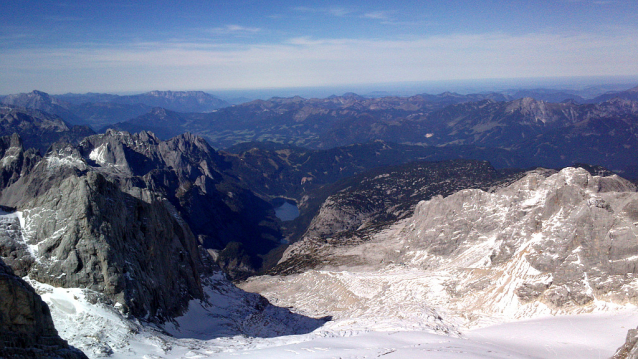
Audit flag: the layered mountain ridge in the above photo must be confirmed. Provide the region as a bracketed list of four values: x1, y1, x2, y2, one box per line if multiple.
[1, 90, 229, 129]
[0, 105, 95, 152]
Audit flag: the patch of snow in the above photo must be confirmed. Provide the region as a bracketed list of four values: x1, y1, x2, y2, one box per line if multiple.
[0, 209, 39, 258]
[89, 144, 110, 166]
[46, 154, 86, 170]
[1, 154, 17, 166]
[33, 267, 638, 359]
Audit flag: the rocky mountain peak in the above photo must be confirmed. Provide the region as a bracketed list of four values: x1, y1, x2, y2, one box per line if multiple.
[5, 133, 23, 153]
[146, 90, 208, 99]
[505, 96, 545, 113]
[1, 90, 69, 110]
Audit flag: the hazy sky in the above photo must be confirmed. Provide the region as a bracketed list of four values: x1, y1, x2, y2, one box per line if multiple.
[1, 0, 638, 94]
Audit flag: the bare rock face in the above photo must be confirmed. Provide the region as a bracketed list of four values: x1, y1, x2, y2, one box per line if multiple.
[612, 328, 638, 359]
[0, 133, 41, 196]
[0, 134, 206, 321]
[0, 152, 204, 321]
[395, 168, 638, 312]
[0, 259, 87, 359]
[0, 133, 328, 355]
[272, 167, 638, 321]
[0, 130, 285, 320]
[275, 160, 525, 274]
[76, 130, 283, 278]
[0, 105, 94, 152]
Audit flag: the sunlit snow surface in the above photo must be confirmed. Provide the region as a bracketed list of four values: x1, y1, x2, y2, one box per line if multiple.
[28, 273, 638, 359]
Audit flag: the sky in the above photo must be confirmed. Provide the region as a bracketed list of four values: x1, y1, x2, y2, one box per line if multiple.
[1, 0, 638, 95]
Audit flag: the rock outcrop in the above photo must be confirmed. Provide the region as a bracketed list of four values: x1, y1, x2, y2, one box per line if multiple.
[77, 130, 283, 278]
[0, 150, 204, 320]
[252, 167, 638, 327]
[0, 130, 285, 320]
[274, 159, 525, 274]
[612, 327, 638, 359]
[0, 258, 87, 359]
[0, 132, 329, 355]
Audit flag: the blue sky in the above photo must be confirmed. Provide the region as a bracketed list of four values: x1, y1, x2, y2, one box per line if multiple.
[1, 0, 638, 94]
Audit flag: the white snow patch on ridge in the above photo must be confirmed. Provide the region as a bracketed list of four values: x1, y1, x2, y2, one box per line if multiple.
[46, 154, 86, 170]
[88, 144, 108, 165]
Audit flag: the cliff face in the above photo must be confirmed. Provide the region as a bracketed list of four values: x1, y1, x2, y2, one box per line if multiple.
[613, 327, 638, 359]
[274, 159, 525, 274]
[0, 105, 94, 152]
[0, 133, 327, 356]
[0, 131, 271, 320]
[0, 258, 87, 359]
[76, 130, 282, 278]
[395, 168, 638, 313]
[0, 145, 205, 320]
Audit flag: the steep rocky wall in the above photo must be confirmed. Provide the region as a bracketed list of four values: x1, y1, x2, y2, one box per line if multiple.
[0, 259, 87, 359]
[13, 170, 203, 320]
[0, 139, 206, 321]
[77, 130, 282, 278]
[397, 168, 638, 312]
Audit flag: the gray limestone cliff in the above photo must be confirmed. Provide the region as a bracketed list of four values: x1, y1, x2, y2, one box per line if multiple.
[0, 145, 205, 320]
[76, 130, 283, 278]
[0, 132, 327, 357]
[0, 105, 94, 152]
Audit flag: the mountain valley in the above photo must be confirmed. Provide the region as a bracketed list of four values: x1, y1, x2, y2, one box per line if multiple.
[2, 85, 638, 358]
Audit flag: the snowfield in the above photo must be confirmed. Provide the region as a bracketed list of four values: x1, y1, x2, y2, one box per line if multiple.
[27, 270, 638, 359]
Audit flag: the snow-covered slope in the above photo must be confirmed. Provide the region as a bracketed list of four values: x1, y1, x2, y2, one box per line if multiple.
[26, 272, 326, 358]
[30, 267, 638, 359]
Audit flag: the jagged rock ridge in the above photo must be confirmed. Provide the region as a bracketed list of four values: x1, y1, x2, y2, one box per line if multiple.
[0, 132, 327, 356]
[274, 159, 527, 274]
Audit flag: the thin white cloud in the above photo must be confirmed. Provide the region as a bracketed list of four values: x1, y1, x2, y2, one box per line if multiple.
[329, 7, 351, 17]
[293, 6, 352, 17]
[207, 24, 261, 35]
[363, 11, 390, 20]
[2, 30, 637, 93]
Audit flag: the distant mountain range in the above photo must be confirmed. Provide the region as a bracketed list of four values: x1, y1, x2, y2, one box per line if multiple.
[2, 85, 637, 131]
[0, 105, 94, 152]
[1, 90, 230, 129]
[4, 85, 638, 179]
[103, 89, 638, 177]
